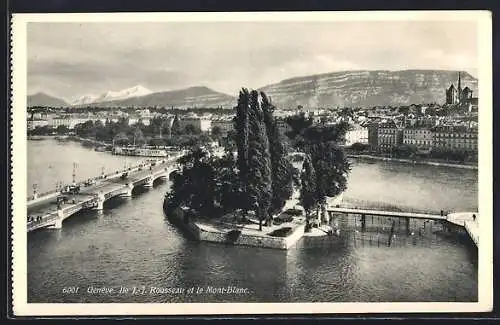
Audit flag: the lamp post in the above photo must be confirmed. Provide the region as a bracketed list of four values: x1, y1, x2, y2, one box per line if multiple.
[56, 180, 62, 191]
[72, 162, 78, 186]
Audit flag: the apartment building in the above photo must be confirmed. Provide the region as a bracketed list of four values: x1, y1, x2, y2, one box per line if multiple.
[376, 120, 403, 151]
[403, 127, 433, 149]
[431, 125, 478, 152]
[345, 124, 369, 146]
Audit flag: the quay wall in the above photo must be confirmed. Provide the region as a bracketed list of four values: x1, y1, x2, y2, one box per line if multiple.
[169, 207, 305, 250]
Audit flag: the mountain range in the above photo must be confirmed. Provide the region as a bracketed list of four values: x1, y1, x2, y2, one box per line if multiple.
[27, 69, 478, 109]
[27, 92, 69, 107]
[71, 85, 153, 106]
[259, 70, 478, 108]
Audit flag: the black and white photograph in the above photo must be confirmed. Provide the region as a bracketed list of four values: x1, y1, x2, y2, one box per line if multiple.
[11, 11, 492, 315]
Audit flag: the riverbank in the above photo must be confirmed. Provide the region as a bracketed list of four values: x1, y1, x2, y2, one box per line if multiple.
[66, 135, 110, 147]
[347, 154, 478, 170]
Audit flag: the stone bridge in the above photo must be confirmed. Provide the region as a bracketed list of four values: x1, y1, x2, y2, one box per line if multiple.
[27, 155, 182, 232]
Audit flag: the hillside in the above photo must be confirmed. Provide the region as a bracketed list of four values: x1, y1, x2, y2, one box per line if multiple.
[79, 86, 235, 109]
[27, 92, 68, 108]
[259, 70, 478, 109]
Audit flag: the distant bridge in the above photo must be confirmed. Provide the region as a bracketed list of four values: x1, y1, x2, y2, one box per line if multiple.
[326, 206, 446, 221]
[27, 154, 183, 232]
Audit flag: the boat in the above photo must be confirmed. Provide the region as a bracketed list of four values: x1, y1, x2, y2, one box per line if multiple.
[112, 146, 168, 157]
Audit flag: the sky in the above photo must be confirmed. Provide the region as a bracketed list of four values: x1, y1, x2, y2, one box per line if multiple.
[27, 20, 479, 102]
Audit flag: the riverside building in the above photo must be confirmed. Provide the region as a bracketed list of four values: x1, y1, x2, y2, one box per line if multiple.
[431, 125, 478, 152]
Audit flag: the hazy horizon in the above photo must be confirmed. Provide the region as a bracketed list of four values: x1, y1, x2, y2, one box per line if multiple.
[28, 21, 479, 102]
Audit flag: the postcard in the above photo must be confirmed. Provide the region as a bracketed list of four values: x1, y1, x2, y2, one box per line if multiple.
[11, 11, 492, 316]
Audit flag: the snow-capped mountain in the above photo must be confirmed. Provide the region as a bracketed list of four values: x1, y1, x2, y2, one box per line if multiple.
[71, 94, 100, 106]
[71, 85, 153, 106]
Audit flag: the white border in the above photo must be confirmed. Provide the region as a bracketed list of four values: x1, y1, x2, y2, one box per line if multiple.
[11, 11, 493, 316]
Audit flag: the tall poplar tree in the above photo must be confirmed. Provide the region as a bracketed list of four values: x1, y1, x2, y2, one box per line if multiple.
[171, 115, 181, 135]
[261, 92, 294, 224]
[246, 90, 272, 231]
[233, 88, 250, 213]
[300, 155, 317, 230]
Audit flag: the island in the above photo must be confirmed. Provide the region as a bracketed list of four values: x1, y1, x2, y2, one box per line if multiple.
[163, 89, 350, 249]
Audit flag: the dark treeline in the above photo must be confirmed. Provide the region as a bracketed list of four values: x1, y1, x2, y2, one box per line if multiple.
[73, 117, 217, 148]
[28, 115, 220, 149]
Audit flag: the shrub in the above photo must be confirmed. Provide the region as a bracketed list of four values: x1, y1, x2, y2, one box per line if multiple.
[226, 229, 242, 242]
[268, 227, 293, 237]
[284, 208, 303, 216]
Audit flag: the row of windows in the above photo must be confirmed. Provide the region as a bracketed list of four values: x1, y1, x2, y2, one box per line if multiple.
[378, 130, 400, 134]
[404, 130, 431, 134]
[435, 138, 478, 142]
[434, 132, 477, 138]
[378, 140, 399, 144]
[435, 143, 478, 149]
[403, 140, 433, 145]
[403, 135, 433, 139]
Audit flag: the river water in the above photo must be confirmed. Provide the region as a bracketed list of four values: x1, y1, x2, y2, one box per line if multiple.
[27, 139, 478, 303]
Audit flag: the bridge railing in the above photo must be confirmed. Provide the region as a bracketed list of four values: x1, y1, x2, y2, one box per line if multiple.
[337, 198, 445, 216]
[27, 211, 59, 228]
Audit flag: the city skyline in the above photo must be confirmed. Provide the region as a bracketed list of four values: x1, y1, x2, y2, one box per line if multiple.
[28, 20, 478, 102]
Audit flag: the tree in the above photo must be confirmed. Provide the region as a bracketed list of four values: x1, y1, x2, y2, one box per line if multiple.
[300, 155, 317, 231]
[132, 127, 145, 146]
[212, 151, 240, 213]
[169, 148, 217, 216]
[261, 92, 294, 223]
[246, 90, 272, 231]
[302, 123, 351, 224]
[55, 125, 69, 135]
[284, 112, 313, 141]
[350, 142, 369, 153]
[113, 132, 129, 146]
[171, 115, 181, 135]
[393, 144, 416, 158]
[166, 147, 239, 218]
[74, 120, 95, 138]
[183, 124, 200, 135]
[398, 106, 410, 116]
[211, 126, 222, 139]
[149, 137, 166, 146]
[234, 88, 251, 214]
[339, 107, 354, 121]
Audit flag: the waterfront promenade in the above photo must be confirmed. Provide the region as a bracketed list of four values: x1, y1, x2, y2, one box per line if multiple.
[27, 154, 182, 232]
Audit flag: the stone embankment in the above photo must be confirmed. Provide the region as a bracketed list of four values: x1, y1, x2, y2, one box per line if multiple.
[168, 207, 306, 250]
